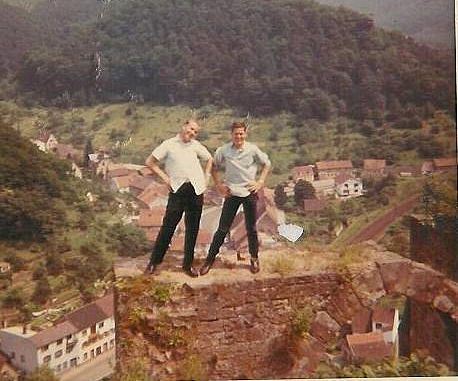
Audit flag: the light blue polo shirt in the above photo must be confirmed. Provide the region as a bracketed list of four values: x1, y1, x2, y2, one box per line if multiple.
[214, 141, 271, 197]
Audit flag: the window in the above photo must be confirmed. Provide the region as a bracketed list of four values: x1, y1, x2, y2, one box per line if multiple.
[81, 329, 87, 336]
[41, 345, 49, 352]
[83, 353, 88, 361]
[63, 361, 68, 369]
[103, 343, 108, 351]
[20, 355, 25, 362]
[66, 334, 72, 340]
[43, 355, 51, 363]
[57, 365, 61, 372]
[70, 358, 77, 367]
[56, 339, 63, 346]
[96, 346, 102, 355]
[110, 339, 114, 348]
[55, 350, 63, 358]
[375, 322, 382, 330]
[91, 349, 95, 358]
[98, 322, 104, 329]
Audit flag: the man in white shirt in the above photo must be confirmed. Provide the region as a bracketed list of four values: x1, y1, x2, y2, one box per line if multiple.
[200, 121, 271, 275]
[144, 120, 212, 277]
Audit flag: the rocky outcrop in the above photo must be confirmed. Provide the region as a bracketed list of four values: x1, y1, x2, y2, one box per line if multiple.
[115, 251, 458, 379]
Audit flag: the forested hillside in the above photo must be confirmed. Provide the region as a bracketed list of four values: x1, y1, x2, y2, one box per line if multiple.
[0, 120, 79, 240]
[315, 0, 454, 50]
[8, 0, 455, 125]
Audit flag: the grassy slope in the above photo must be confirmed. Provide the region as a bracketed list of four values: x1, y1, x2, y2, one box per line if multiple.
[2, 101, 455, 188]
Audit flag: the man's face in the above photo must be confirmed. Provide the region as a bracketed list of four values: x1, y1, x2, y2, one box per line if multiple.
[181, 122, 199, 142]
[231, 127, 247, 148]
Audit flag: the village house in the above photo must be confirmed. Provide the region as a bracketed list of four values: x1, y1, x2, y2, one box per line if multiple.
[315, 160, 354, 180]
[291, 165, 315, 182]
[136, 207, 166, 242]
[343, 306, 400, 364]
[342, 331, 392, 364]
[229, 188, 284, 255]
[311, 178, 335, 198]
[335, 175, 364, 199]
[136, 183, 169, 209]
[363, 159, 386, 177]
[127, 174, 155, 197]
[0, 293, 115, 377]
[432, 157, 456, 172]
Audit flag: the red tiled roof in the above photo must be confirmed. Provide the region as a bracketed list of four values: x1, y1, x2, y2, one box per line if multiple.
[291, 165, 314, 177]
[346, 332, 391, 362]
[62, 295, 113, 331]
[335, 173, 352, 185]
[112, 174, 136, 190]
[95, 293, 114, 318]
[433, 157, 456, 168]
[138, 208, 165, 227]
[107, 168, 132, 178]
[363, 159, 386, 170]
[316, 160, 353, 171]
[137, 184, 169, 205]
[128, 175, 155, 191]
[303, 199, 325, 212]
[30, 321, 78, 348]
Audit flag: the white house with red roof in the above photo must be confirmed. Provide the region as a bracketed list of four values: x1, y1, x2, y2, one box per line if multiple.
[0, 293, 115, 376]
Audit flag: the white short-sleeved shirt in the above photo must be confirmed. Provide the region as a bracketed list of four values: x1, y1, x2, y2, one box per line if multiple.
[152, 135, 211, 195]
[214, 141, 271, 197]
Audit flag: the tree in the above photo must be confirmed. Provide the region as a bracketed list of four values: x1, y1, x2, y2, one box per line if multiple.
[294, 180, 316, 206]
[32, 278, 52, 305]
[109, 222, 150, 257]
[274, 184, 288, 208]
[2, 287, 26, 309]
[83, 138, 94, 168]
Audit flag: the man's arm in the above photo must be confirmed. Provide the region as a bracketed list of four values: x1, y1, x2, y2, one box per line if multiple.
[247, 163, 271, 193]
[145, 154, 171, 190]
[204, 157, 213, 187]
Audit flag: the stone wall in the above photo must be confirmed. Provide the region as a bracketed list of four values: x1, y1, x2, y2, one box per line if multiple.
[115, 254, 458, 379]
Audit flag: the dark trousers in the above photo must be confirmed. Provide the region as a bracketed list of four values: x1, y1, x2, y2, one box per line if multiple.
[149, 182, 203, 269]
[206, 193, 259, 262]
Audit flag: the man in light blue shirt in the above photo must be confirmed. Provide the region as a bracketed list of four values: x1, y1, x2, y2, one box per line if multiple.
[144, 120, 212, 277]
[200, 121, 271, 275]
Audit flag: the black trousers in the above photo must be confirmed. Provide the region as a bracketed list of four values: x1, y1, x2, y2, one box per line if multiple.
[206, 192, 259, 262]
[148, 182, 203, 269]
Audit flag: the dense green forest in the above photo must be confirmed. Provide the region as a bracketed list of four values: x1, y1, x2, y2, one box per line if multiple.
[2, 0, 455, 125]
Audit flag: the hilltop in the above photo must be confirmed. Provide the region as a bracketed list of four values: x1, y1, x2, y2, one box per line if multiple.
[315, 0, 454, 50]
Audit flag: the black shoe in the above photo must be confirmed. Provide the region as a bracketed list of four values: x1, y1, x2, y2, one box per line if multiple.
[182, 266, 199, 278]
[144, 264, 157, 275]
[199, 259, 214, 276]
[250, 258, 260, 274]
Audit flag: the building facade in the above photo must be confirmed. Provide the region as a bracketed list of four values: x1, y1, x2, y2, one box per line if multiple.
[0, 293, 114, 376]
